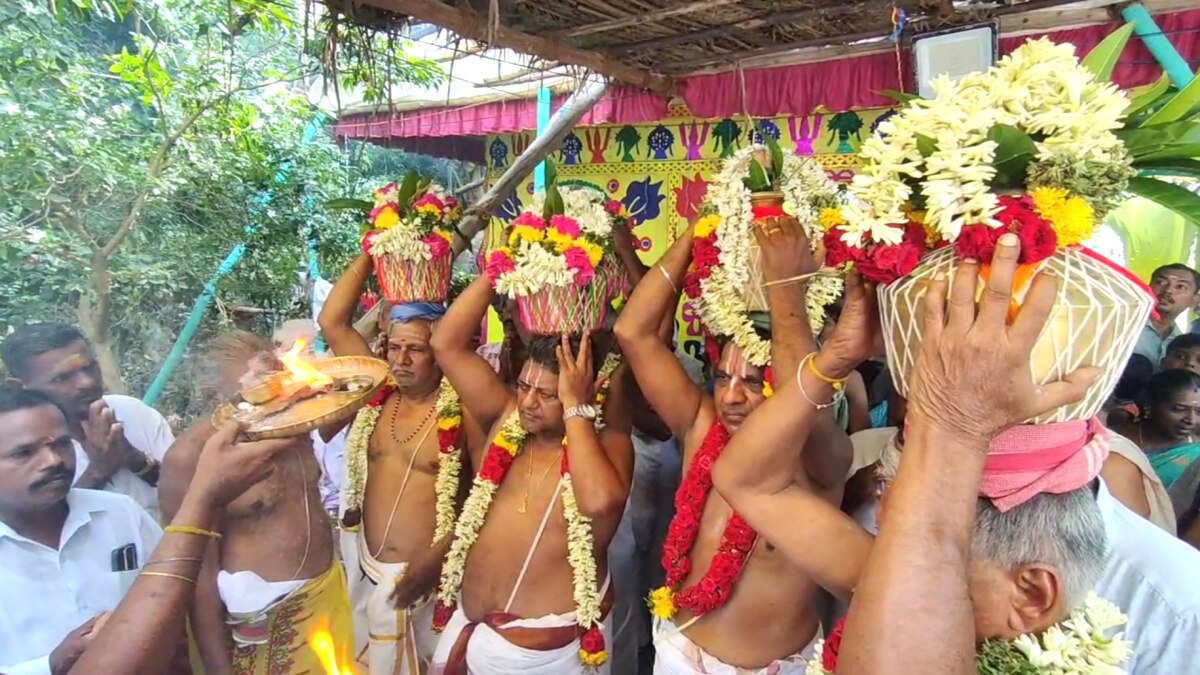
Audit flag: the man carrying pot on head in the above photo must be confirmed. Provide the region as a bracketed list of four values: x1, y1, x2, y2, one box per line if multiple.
[320, 252, 484, 675]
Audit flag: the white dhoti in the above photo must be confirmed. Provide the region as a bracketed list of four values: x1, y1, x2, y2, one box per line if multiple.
[651, 618, 813, 675]
[430, 605, 613, 675]
[343, 528, 437, 675]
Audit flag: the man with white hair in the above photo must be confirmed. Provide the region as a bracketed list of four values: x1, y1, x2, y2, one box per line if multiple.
[713, 236, 1180, 672]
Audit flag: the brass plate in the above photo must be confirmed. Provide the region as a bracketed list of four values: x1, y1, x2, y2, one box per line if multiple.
[211, 355, 390, 440]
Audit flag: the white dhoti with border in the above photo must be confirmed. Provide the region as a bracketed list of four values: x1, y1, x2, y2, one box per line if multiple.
[342, 527, 437, 675]
[651, 618, 814, 675]
[431, 605, 613, 675]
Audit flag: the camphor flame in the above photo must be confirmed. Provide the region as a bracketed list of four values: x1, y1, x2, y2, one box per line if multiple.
[308, 616, 352, 674]
[279, 338, 333, 388]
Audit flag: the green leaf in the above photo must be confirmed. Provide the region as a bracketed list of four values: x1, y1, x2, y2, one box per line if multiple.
[544, 160, 557, 188]
[398, 171, 419, 207]
[987, 124, 1037, 188]
[1118, 121, 1200, 158]
[915, 134, 937, 158]
[323, 198, 373, 212]
[1081, 24, 1134, 82]
[1145, 73, 1200, 126]
[1125, 177, 1200, 224]
[881, 89, 919, 104]
[1137, 145, 1200, 162]
[744, 160, 770, 192]
[1133, 158, 1200, 179]
[765, 129, 784, 187]
[1127, 74, 1171, 118]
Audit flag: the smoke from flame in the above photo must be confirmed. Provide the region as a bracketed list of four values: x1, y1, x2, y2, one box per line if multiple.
[308, 617, 351, 674]
[279, 338, 333, 388]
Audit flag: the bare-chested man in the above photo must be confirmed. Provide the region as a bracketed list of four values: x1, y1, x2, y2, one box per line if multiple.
[428, 275, 634, 674]
[614, 218, 851, 673]
[159, 331, 350, 675]
[319, 252, 481, 675]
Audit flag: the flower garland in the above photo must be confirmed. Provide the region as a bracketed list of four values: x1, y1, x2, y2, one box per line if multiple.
[807, 594, 1130, 674]
[363, 178, 461, 264]
[827, 38, 1133, 284]
[649, 420, 759, 621]
[684, 147, 845, 367]
[433, 354, 622, 668]
[339, 379, 464, 547]
[486, 188, 629, 298]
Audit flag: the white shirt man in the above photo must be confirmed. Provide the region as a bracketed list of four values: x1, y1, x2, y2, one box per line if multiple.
[0, 488, 163, 674]
[1095, 480, 1200, 673]
[71, 395, 174, 522]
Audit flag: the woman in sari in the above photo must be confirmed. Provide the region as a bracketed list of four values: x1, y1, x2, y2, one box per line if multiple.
[1112, 368, 1200, 489]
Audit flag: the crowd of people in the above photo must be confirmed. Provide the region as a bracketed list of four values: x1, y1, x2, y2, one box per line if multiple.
[4, 221, 1200, 675]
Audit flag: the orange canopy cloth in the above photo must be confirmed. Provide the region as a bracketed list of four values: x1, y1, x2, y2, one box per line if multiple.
[979, 418, 1109, 512]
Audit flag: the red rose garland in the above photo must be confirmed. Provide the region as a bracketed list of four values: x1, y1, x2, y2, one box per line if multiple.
[652, 421, 759, 619]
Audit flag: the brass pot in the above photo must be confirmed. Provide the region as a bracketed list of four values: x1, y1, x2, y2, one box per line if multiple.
[877, 247, 1153, 423]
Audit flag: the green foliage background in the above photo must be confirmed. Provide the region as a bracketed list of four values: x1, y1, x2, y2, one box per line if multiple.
[0, 0, 466, 423]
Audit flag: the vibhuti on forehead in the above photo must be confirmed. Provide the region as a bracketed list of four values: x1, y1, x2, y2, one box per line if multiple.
[720, 343, 749, 388]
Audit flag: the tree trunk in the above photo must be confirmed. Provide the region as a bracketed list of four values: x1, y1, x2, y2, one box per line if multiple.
[76, 252, 127, 394]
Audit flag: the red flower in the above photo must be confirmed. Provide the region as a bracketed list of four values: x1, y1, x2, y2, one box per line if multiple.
[955, 224, 1003, 261]
[823, 227, 862, 267]
[580, 626, 605, 653]
[485, 249, 516, 284]
[902, 220, 926, 248]
[856, 241, 921, 285]
[366, 384, 396, 408]
[361, 230, 381, 256]
[993, 196, 1057, 263]
[433, 601, 455, 631]
[605, 199, 623, 216]
[437, 427, 461, 451]
[478, 446, 515, 483]
[823, 617, 847, 671]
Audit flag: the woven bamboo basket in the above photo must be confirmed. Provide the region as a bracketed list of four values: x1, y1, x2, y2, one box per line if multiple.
[374, 250, 452, 304]
[878, 247, 1154, 424]
[516, 258, 623, 335]
[211, 355, 390, 440]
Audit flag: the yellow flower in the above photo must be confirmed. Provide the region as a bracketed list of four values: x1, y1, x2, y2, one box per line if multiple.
[762, 380, 774, 398]
[817, 208, 845, 231]
[577, 240, 604, 267]
[546, 227, 576, 253]
[494, 434, 518, 455]
[437, 415, 461, 431]
[578, 649, 608, 668]
[694, 214, 720, 238]
[416, 204, 442, 218]
[509, 225, 545, 246]
[648, 586, 676, 619]
[1031, 186, 1096, 246]
[435, 229, 453, 244]
[373, 205, 400, 230]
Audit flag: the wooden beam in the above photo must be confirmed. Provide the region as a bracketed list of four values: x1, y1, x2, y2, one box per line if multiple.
[482, 62, 562, 87]
[558, 0, 742, 38]
[351, 78, 611, 336]
[358, 0, 673, 93]
[662, 28, 894, 73]
[616, 1, 889, 55]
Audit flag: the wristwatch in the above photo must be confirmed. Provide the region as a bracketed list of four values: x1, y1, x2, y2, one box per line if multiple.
[563, 404, 599, 423]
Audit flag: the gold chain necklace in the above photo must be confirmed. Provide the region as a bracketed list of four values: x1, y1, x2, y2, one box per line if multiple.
[519, 445, 563, 514]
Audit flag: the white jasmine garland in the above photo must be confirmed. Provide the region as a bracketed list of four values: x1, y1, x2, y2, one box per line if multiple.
[492, 243, 575, 296]
[339, 404, 380, 522]
[698, 146, 844, 366]
[370, 218, 436, 262]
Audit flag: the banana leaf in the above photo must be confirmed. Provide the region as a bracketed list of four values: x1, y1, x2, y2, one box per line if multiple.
[1134, 159, 1200, 178]
[1126, 75, 1171, 118]
[1144, 73, 1200, 126]
[1081, 24, 1134, 82]
[1125, 176, 1200, 224]
[745, 160, 771, 192]
[324, 198, 373, 212]
[987, 124, 1037, 189]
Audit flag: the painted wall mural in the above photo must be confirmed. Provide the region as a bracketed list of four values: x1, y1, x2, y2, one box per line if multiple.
[483, 107, 894, 360]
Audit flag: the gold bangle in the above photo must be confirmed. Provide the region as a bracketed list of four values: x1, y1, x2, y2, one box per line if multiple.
[165, 525, 222, 540]
[139, 571, 197, 585]
[807, 352, 848, 391]
[144, 556, 204, 566]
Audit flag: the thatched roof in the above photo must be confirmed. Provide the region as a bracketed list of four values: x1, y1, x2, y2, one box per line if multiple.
[333, 0, 1113, 92]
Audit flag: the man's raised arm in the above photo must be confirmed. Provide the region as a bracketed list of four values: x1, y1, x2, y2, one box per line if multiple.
[431, 275, 513, 433]
[712, 273, 877, 599]
[614, 228, 703, 439]
[317, 253, 374, 357]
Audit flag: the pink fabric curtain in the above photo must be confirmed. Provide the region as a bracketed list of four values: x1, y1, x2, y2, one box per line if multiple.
[334, 8, 1200, 141]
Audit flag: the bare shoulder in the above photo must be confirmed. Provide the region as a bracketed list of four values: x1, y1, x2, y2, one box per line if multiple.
[680, 397, 718, 469]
